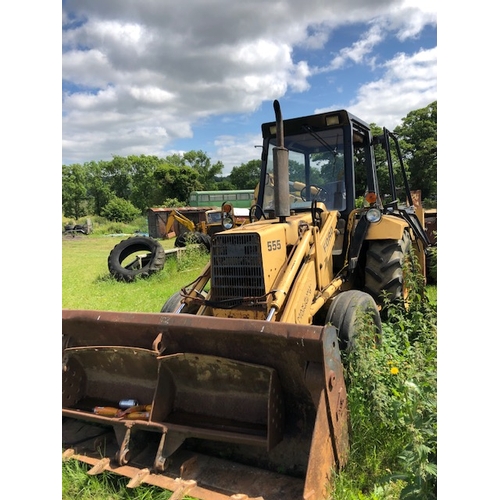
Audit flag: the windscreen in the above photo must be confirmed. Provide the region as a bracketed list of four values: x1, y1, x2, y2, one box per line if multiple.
[262, 127, 347, 212]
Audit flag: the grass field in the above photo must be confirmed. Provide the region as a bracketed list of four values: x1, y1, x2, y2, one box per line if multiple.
[62, 234, 210, 312]
[62, 233, 437, 500]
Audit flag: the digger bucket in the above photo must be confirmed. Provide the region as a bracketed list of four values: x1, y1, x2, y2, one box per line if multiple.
[62, 310, 349, 500]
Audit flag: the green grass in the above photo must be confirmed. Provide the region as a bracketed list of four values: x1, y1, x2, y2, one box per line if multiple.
[62, 234, 209, 312]
[62, 460, 179, 500]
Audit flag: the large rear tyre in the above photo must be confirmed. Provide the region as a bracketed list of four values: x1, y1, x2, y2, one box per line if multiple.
[325, 290, 382, 352]
[363, 230, 411, 306]
[108, 236, 165, 282]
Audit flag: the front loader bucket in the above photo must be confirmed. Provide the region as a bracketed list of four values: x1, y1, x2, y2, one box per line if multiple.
[62, 310, 349, 500]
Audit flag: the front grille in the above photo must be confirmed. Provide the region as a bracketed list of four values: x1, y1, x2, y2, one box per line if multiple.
[211, 233, 265, 301]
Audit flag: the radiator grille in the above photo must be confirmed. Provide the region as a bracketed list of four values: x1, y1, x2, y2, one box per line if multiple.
[211, 233, 265, 301]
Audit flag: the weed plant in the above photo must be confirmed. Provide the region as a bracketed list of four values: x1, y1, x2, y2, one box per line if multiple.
[331, 252, 437, 499]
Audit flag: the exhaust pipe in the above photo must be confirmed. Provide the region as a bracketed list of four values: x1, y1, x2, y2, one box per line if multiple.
[273, 100, 290, 221]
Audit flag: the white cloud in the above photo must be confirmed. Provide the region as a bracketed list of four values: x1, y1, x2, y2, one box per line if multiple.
[62, 0, 436, 167]
[393, 0, 437, 40]
[319, 47, 437, 129]
[329, 24, 385, 69]
[213, 134, 263, 173]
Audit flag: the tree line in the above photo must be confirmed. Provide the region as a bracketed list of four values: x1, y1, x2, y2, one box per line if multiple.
[62, 101, 436, 221]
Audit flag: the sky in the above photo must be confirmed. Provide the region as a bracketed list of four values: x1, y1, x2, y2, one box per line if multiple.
[61, 0, 437, 175]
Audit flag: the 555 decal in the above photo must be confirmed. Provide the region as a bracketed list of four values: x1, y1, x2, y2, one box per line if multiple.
[267, 240, 282, 251]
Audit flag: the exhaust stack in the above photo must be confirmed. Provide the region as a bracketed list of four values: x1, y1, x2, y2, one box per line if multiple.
[272, 100, 290, 221]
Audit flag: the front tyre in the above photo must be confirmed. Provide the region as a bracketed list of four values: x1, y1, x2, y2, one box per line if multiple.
[160, 290, 205, 314]
[324, 290, 382, 352]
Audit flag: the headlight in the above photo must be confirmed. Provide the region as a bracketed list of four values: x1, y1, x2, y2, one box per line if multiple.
[366, 208, 382, 223]
[222, 215, 234, 230]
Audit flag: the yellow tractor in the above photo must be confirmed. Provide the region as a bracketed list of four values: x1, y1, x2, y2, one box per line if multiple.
[62, 101, 430, 499]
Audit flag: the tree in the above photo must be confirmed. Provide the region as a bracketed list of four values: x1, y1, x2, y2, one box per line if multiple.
[85, 160, 113, 216]
[154, 164, 201, 204]
[62, 164, 87, 219]
[228, 159, 261, 189]
[128, 155, 163, 212]
[104, 156, 133, 200]
[214, 178, 237, 190]
[182, 150, 224, 190]
[393, 101, 437, 201]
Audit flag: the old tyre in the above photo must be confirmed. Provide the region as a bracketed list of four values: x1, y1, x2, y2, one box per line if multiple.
[108, 236, 166, 282]
[325, 290, 382, 352]
[174, 231, 211, 251]
[363, 230, 411, 306]
[160, 290, 206, 314]
[160, 291, 185, 313]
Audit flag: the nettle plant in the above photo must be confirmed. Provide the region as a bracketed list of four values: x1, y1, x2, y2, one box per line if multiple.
[337, 249, 437, 499]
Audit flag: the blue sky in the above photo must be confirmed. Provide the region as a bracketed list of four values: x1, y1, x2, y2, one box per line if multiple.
[61, 0, 437, 175]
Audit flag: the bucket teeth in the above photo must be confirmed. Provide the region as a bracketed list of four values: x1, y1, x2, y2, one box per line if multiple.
[169, 478, 196, 500]
[87, 457, 110, 475]
[126, 468, 150, 488]
[62, 449, 75, 461]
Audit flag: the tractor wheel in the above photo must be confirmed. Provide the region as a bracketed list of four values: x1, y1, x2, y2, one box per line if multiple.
[108, 236, 166, 282]
[324, 290, 382, 352]
[174, 231, 211, 251]
[160, 291, 184, 313]
[363, 230, 412, 307]
[160, 290, 205, 314]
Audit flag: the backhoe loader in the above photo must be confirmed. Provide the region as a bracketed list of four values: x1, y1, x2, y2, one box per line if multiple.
[165, 205, 249, 248]
[62, 101, 430, 499]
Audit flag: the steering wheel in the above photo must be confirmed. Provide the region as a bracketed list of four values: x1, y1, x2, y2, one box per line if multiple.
[300, 185, 328, 202]
[249, 204, 266, 223]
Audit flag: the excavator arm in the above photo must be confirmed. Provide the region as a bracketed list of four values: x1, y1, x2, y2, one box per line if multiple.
[165, 210, 196, 235]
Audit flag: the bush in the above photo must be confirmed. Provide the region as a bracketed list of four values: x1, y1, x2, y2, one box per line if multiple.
[101, 197, 141, 223]
[332, 248, 437, 499]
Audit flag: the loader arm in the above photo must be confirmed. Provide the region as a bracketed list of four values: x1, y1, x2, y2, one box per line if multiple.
[264, 207, 343, 324]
